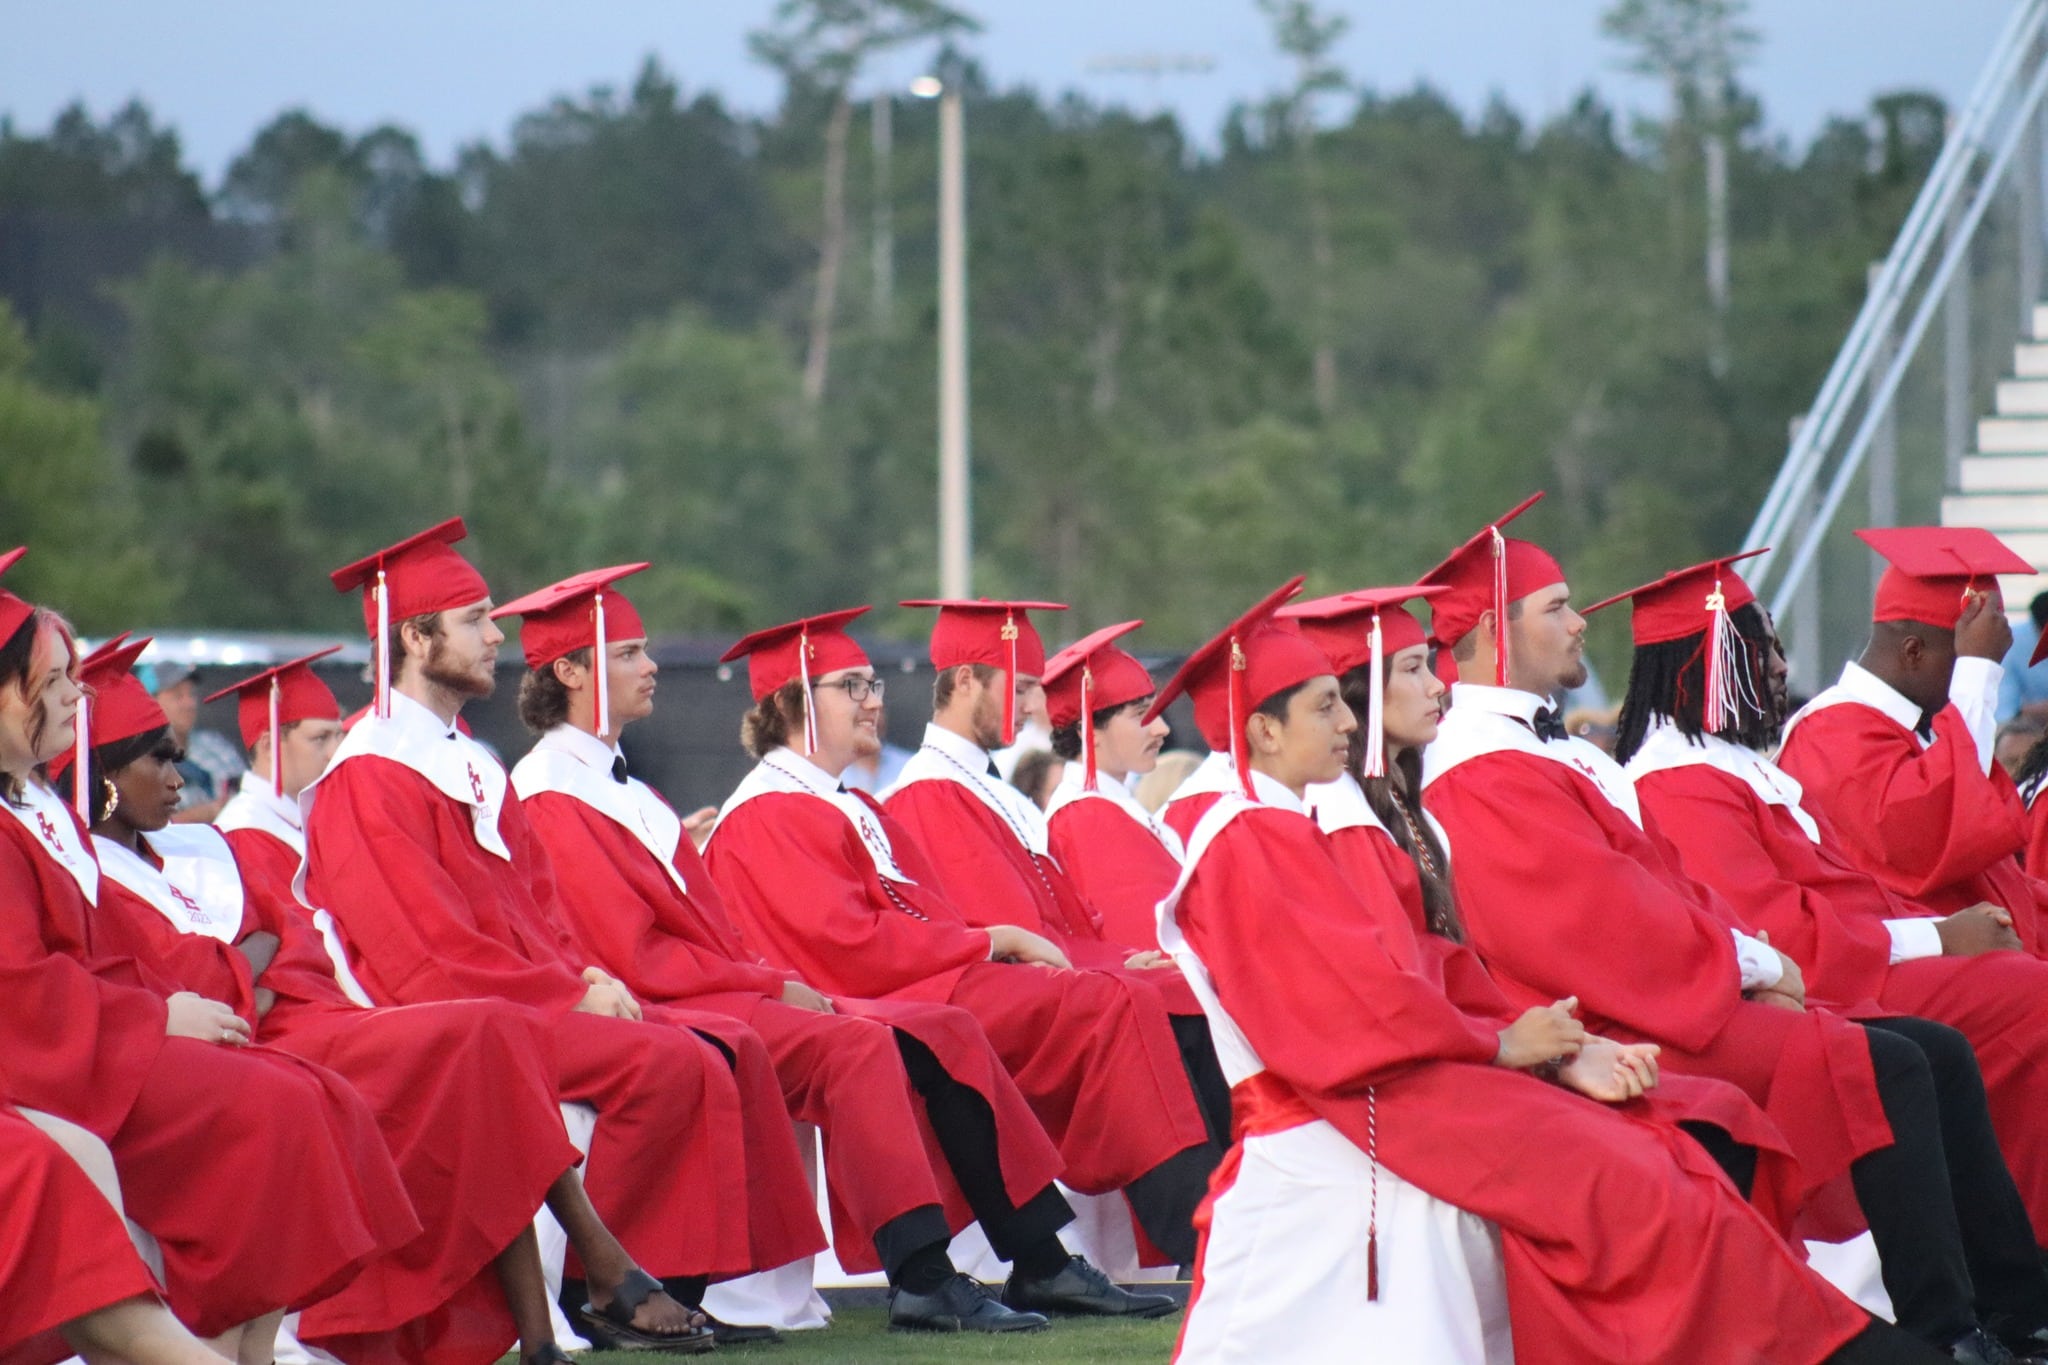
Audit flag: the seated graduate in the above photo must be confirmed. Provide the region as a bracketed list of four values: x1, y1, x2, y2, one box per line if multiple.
[1151, 577, 1940, 1365]
[1039, 622, 1184, 953]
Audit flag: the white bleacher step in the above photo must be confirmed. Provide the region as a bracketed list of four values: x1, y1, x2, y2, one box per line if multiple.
[2035, 303, 2048, 340]
[1959, 454, 2048, 492]
[2016, 342, 2048, 377]
[1978, 416, 2048, 453]
[1941, 491, 2048, 525]
[1997, 379, 2048, 415]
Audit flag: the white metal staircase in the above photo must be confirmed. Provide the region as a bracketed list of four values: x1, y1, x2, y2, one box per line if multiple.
[1945, 303, 2048, 608]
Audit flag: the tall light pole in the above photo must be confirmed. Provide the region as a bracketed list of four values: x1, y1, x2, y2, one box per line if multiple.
[913, 69, 970, 598]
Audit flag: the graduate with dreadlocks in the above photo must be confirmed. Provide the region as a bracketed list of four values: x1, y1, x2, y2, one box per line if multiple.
[1605, 553, 2048, 1280]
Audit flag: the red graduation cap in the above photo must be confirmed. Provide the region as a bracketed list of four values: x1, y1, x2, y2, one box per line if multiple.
[1583, 550, 1769, 734]
[1854, 527, 2033, 632]
[1281, 585, 1449, 778]
[0, 546, 31, 645]
[203, 647, 343, 797]
[1143, 578, 1328, 800]
[329, 518, 490, 719]
[53, 634, 160, 819]
[492, 563, 650, 740]
[1041, 621, 1152, 793]
[902, 598, 1069, 746]
[720, 607, 874, 757]
[1417, 493, 1563, 688]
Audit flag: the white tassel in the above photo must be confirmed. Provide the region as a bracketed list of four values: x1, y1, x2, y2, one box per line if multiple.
[1363, 613, 1387, 779]
[799, 627, 818, 757]
[594, 592, 611, 741]
[1490, 526, 1511, 687]
[72, 692, 91, 825]
[268, 677, 283, 799]
[374, 569, 391, 719]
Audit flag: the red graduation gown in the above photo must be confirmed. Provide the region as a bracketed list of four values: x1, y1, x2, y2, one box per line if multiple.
[1638, 760, 2048, 1243]
[1174, 798, 1873, 1365]
[0, 797, 416, 1336]
[885, 777, 1204, 1013]
[706, 784, 1213, 1194]
[212, 823, 584, 1365]
[0, 1089, 163, 1365]
[1778, 701, 2045, 946]
[1423, 752, 1894, 1236]
[521, 785, 1063, 1273]
[305, 754, 820, 1280]
[1045, 794, 1181, 952]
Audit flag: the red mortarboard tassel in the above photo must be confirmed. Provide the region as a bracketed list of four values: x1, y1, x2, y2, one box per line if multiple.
[799, 626, 819, 757]
[268, 677, 284, 799]
[1229, 635, 1255, 801]
[1361, 611, 1388, 780]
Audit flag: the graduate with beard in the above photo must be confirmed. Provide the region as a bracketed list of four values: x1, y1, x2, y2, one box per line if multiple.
[1417, 497, 2048, 1363]
[301, 519, 824, 1342]
[1152, 577, 1938, 1365]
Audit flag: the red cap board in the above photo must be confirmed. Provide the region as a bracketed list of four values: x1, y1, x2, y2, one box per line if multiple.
[1854, 527, 2032, 631]
[720, 607, 874, 756]
[1584, 551, 1769, 735]
[53, 635, 161, 820]
[493, 563, 650, 740]
[203, 647, 343, 797]
[1144, 578, 1330, 800]
[1041, 621, 1152, 792]
[0, 546, 31, 644]
[903, 598, 1069, 746]
[329, 518, 489, 719]
[1417, 493, 1563, 687]
[1281, 585, 1448, 778]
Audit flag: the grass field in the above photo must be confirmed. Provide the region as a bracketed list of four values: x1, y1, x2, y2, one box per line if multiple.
[577, 1307, 1181, 1363]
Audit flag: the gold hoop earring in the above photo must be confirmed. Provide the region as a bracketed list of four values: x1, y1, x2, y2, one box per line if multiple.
[100, 778, 120, 820]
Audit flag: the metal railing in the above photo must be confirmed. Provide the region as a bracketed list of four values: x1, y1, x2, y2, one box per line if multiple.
[1744, 0, 2048, 686]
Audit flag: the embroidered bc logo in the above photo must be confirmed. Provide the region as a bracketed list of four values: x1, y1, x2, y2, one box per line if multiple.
[467, 764, 487, 804]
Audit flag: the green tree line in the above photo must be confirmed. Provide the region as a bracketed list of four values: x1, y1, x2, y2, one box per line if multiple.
[0, 5, 1945, 683]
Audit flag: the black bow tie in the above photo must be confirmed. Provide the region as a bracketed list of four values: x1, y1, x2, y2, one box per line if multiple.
[610, 755, 628, 784]
[1531, 707, 1568, 743]
[985, 758, 1001, 779]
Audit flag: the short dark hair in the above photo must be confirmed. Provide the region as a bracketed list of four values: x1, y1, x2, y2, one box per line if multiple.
[2031, 591, 2048, 631]
[1253, 678, 1313, 724]
[1048, 698, 1145, 760]
[1449, 599, 1522, 662]
[741, 678, 806, 759]
[516, 648, 591, 734]
[932, 662, 1001, 711]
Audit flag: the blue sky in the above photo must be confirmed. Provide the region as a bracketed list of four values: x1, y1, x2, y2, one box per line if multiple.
[0, 0, 2018, 182]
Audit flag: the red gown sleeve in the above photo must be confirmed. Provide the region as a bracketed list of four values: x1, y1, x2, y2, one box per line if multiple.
[305, 758, 586, 1013]
[706, 793, 993, 1000]
[1179, 808, 1502, 1095]
[1047, 799, 1179, 951]
[522, 791, 790, 1003]
[1779, 704, 2030, 902]
[1422, 754, 1742, 1052]
[0, 819, 169, 1138]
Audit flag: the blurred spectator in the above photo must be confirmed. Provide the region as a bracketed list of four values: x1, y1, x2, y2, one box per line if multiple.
[1565, 704, 1621, 756]
[839, 702, 913, 794]
[1008, 748, 1066, 813]
[1135, 749, 1205, 814]
[1997, 715, 2047, 779]
[138, 660, 244, 822]
[1997, 591, 2048, 724]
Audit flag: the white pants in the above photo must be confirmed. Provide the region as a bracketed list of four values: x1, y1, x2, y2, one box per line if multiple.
[1177, 1120, 1512, 1365]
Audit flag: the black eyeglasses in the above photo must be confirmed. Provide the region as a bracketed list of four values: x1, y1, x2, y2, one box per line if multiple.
[817, 676, 885, 702]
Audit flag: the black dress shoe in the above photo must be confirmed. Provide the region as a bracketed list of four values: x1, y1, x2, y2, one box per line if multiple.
[1002, 1255, 1181, 1319]
[888, 1273, 1049, 1333]
[1949, 1327, 2046, 1364]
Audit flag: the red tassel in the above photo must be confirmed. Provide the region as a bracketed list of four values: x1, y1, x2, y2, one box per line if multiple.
[1229, 636, 1255, 800]
[1080, 665, 1098, 792]
[1491, 526, 1510, 688]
